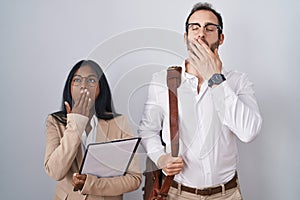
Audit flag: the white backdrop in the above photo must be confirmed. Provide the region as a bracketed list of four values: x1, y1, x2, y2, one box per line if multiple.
[0, 0, 299, 199]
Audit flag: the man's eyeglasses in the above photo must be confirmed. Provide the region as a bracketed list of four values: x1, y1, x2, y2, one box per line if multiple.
[71, 75, 99, 87]
[187, 23, 222, 35]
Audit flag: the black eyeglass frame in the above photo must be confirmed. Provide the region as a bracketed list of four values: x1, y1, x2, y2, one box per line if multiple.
[186, 22, 222, 34]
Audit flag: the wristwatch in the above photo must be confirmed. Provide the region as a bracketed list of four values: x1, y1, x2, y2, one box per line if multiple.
[208, 73, 226, 87]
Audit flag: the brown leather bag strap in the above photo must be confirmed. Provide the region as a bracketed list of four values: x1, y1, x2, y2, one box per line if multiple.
[167, 66, 181, 157]
[154, 66, 182, 199]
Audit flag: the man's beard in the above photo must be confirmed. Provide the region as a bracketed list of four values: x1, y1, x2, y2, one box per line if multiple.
[210, 39, 220, 52]
[201, 38, 220, 52]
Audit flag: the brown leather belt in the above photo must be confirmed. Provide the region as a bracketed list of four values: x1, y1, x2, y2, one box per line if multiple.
[171, 173, 238, 196]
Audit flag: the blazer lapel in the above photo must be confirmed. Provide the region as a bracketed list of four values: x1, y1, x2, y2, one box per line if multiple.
[75, 119, 109, 170]
[96, 119, 109, 142]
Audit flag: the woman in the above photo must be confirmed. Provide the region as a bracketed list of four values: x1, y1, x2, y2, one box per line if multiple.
[44, 60, 141, 200]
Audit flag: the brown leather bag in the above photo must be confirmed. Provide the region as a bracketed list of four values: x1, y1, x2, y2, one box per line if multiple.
[143, 66, 182, 200]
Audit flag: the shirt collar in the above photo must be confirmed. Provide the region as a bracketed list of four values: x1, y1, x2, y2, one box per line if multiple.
[82, 115, 98, 148]
[181, 60, 197, 83]
[90, 114, 98, 130]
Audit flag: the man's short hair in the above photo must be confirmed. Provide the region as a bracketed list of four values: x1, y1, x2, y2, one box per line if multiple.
[185, 2, 223, 35]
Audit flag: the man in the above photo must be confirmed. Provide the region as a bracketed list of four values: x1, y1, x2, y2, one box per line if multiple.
[138, 2, 262, 200]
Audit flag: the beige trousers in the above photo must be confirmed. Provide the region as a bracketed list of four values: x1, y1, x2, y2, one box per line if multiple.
[167, 183, 243, 200]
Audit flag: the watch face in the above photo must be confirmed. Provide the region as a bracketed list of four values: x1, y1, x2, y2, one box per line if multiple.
[209, 74, 226, 87]
[214, 74, 223, 83]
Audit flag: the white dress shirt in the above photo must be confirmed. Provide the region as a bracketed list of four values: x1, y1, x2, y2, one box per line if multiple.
[81, 115, 98, 154]
[138, 61, 262, 188]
